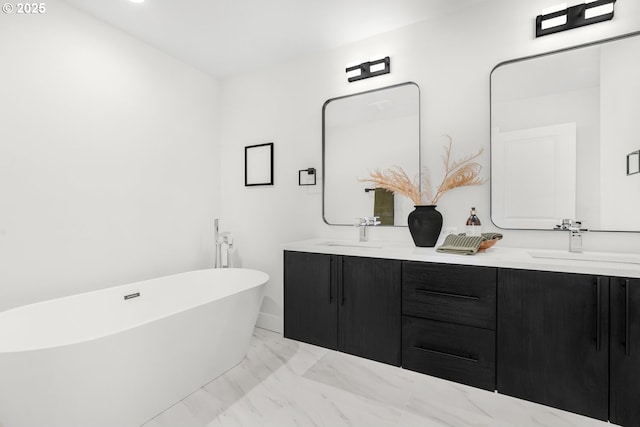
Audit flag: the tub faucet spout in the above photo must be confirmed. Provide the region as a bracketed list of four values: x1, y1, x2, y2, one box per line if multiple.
[216, 232, 234, 268]
[214, 219, 234, 268]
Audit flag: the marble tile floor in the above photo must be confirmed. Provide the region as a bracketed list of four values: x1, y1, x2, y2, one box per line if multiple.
[143, 328, 613, 427]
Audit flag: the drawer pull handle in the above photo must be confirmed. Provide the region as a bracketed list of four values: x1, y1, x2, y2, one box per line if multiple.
[415, 289, 479, 301]
[596, 277, 602, 352]
[339, 257, 345, 306]
[329, 257, 334, 303]
[625, 279, 631, 357]
[413, 345, 479, 363]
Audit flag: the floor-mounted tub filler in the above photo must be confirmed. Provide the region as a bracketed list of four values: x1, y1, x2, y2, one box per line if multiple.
[0, 268, 268, 427]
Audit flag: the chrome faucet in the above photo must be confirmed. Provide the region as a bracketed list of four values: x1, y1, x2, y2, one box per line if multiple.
[355, 216, 381, 242]
[214, 218, 234, 268]
[554, 219, 588, 253]
[216, 232, 234, 268]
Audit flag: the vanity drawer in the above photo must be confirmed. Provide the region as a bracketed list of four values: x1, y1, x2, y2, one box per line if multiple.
[402, 262, 497, 330]
[402, 315, 496, 391]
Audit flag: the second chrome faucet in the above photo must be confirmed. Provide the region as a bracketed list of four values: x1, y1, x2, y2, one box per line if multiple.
[554, 219, 588, 253]
[356, 216, 381, 242]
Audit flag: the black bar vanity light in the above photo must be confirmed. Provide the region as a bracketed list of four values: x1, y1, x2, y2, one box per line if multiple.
[536, 0, 616, 38]
[346, 57, 390, 82]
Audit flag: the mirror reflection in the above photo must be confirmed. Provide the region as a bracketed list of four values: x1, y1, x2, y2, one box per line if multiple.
[323, 82, 420, 226]
[491, 32, 640, 232]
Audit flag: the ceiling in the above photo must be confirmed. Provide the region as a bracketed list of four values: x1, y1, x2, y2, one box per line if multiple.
[61, 0, 487, 79]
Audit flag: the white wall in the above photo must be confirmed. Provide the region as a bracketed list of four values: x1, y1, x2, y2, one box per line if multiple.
[219, 0, 640, 333]
[0, 2, 221, 311]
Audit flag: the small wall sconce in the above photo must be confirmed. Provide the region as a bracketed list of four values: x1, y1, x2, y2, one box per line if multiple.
[298, 168, 316, 186]
[346, 57, 390, 82]
[627, 150, 640, 176]
[536, 0, 616, 38]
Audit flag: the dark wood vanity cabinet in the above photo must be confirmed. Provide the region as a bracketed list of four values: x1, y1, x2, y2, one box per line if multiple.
[497, 269, 610, 421]
[401, 262, 497, 390]
[284, 251, 401, 366]
[610, 278, 640, 427]
[284, 249, 640, 426]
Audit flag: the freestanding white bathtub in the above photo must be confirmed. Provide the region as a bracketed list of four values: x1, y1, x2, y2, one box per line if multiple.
[0, 268, 268, 427]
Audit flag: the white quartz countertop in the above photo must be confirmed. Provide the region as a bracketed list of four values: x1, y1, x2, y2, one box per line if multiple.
[283, 238, 640, 279]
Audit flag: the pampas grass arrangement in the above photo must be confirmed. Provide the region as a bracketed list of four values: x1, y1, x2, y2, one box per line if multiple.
[359, 135, 486, 205]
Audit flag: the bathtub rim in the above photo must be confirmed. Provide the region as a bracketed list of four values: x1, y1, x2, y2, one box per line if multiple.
[0, 268, 268, 354]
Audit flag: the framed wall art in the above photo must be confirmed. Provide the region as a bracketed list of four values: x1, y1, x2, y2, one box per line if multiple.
[245, 142, 274, 186]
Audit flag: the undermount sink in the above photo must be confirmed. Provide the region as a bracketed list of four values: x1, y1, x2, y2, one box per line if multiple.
[318, 240, 383, 249]
[528, 249, 640, 265]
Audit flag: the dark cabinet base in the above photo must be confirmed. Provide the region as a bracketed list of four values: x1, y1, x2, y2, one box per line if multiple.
[286, 251, 640, 427]
[402, 316, 496, 390]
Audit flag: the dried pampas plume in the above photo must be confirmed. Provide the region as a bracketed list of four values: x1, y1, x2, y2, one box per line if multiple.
[359, 166, 422, 205]
[358, 135, 486, 205]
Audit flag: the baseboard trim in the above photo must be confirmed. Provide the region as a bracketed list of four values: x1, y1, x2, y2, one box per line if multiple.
[256, 312, 282, 334]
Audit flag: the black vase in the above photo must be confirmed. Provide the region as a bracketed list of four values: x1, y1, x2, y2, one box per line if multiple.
[407, 205, 443, 247]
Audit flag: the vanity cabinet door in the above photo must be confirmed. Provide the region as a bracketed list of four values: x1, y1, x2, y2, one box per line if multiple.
[284, 251, 337, 350]
[339, 256, 402, 366]
[610, 278, 640, 427]
[497, 269, 609, 421]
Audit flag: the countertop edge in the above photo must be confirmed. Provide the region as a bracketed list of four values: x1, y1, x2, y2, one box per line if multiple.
[282, 238, 640, 279]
